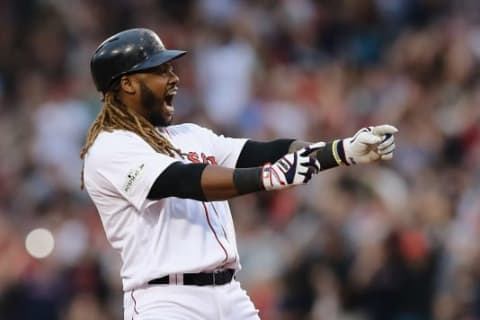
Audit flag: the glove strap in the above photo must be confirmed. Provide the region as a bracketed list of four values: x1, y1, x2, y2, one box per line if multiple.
[334, 140, 349, 166]
[315, 140, 348, 170]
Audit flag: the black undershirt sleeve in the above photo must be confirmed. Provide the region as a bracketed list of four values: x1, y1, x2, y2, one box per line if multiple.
[235, 139, 295, 168]
[147, 162, 208, 201]
[233, 167, 264, 194]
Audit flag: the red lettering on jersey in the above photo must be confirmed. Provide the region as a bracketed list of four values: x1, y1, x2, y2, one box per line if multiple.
[201, 153, 217, 165]
[187, 152, 216, 164]
[207, 156, 217, 165]
[187, 152, 200, 163]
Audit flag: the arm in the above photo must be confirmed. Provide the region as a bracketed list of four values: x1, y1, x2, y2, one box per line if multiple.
[235, 139, 293, 168]
[288, 140, 313, 152]
[235, 139, 314, 168]
[148, 124, 398, 202]
[236, 125, 399, 168]
[148, 145, 322, 201]
[147, 162, 258, 201]
[235, 135, 362, 167]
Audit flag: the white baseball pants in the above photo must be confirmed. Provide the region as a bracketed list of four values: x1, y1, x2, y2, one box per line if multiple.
[124, 280, 260, 320]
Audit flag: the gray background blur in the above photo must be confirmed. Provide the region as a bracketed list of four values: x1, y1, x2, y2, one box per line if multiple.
[1, 0, 480, 319]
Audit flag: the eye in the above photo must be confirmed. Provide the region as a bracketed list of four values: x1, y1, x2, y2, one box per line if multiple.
[152, 68, 165, 75]
[153, 64, 173, 75]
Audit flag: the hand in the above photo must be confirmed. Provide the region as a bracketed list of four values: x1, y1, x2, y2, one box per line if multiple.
[342, 125, 398, 164]
[261, 143, 324, 191]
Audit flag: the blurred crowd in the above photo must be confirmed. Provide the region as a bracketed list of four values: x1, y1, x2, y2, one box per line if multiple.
[1, 0, 480, 319]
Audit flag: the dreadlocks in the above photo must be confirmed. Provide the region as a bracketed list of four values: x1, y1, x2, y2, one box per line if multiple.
[80, 84, 183, 189]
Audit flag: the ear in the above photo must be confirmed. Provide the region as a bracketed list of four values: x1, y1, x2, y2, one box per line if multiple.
[119, 76, 137, 95]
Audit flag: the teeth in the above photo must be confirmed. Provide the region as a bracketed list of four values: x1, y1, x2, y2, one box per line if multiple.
[167, 87, 178, 95]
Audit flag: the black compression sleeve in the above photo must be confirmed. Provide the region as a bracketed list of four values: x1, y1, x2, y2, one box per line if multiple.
[236, 139, 295, 168]
[233, 167, 264, 194]
[147, 162, 208, 201]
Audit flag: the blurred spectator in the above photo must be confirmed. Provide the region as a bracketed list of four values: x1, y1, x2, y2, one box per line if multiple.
[194, 23, 257, 129]
[30, 82, 91, 190]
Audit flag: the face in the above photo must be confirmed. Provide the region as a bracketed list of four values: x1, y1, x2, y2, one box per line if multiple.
[130, 63, 179, 127]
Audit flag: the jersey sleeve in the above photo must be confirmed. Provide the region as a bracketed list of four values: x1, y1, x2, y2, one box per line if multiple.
[188, 124, 247, 168]
[84, 131, 178, 211]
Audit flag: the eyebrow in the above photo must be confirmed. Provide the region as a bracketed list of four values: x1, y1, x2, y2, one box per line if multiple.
[152, 63, 173, 73]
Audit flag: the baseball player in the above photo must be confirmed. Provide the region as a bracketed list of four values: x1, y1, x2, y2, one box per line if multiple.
[80, 28, 398, 320]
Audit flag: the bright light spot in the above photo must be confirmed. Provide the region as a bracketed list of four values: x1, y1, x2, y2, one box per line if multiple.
[25, 228, 55, 259]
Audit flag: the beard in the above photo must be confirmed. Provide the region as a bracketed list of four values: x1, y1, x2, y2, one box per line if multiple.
[139, 81, 173, 127]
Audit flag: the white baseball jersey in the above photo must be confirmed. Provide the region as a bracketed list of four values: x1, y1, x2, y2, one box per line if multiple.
[83, 123, 247, 291]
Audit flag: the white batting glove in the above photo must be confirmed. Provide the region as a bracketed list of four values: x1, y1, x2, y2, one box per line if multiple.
[342, 125, 398, 164]
[261, 143, 324, 191]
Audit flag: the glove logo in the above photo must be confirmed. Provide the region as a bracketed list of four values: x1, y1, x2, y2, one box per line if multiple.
[261, 145, 321, 191]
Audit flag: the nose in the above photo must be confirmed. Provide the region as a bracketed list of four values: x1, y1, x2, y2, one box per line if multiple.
[169, 70, 179, 84]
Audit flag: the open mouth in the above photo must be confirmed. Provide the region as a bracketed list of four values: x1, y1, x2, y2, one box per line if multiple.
[165, 93, 174, 106]
[164, 87, 178, 106]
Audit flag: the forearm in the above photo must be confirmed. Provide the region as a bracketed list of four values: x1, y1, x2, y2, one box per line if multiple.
[201, 166, 263, 201]
[236, 139, 295, 168]
[288, 140, 312, 153]
[147, 162, 264, 201]
[288, 140, 346, 171]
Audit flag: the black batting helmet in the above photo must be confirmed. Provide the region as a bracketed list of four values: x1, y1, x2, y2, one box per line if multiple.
[90, 28, 187, 93]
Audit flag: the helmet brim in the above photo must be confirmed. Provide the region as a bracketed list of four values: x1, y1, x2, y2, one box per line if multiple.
[131, 49, 187, 72]
[106, 49, 187, 91]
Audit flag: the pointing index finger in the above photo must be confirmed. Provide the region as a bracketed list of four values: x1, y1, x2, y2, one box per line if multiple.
[372, 124, 399, 136]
